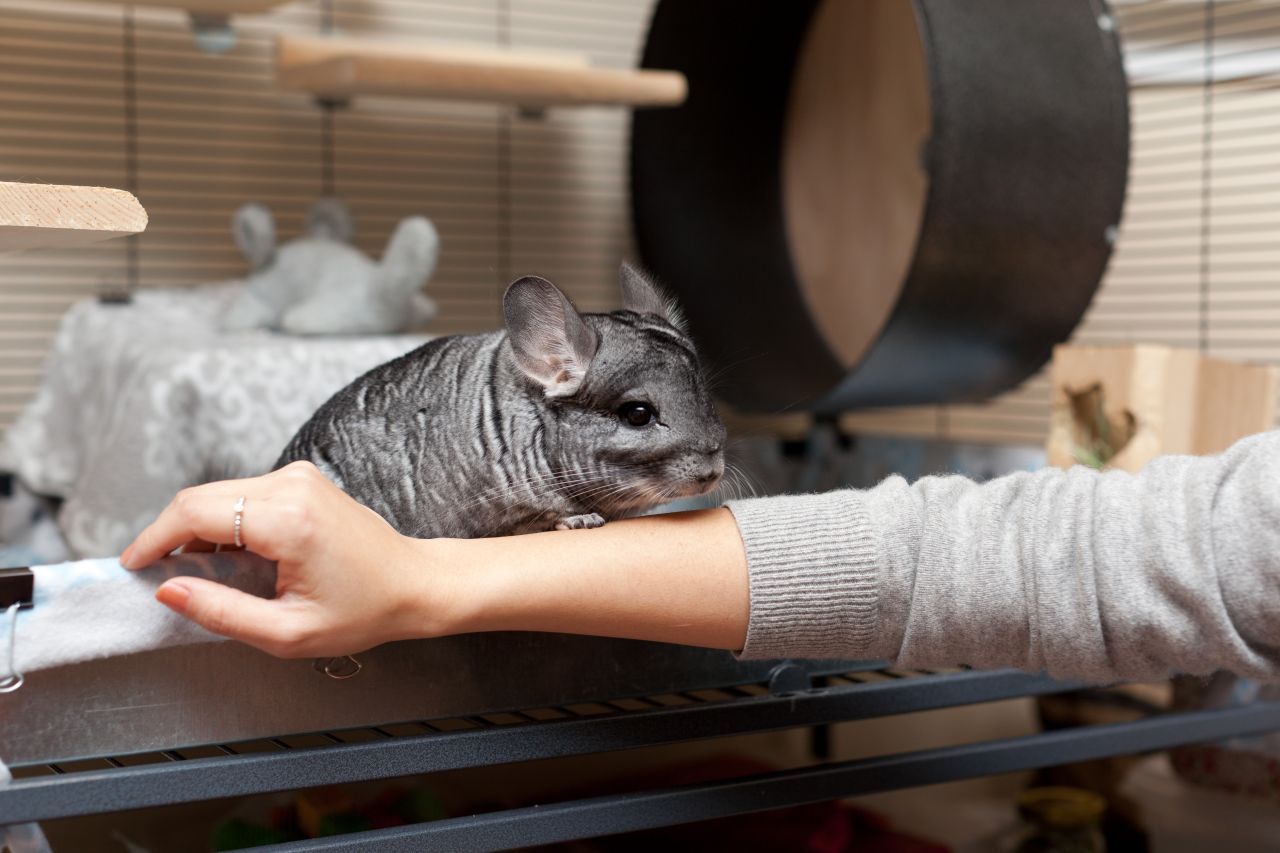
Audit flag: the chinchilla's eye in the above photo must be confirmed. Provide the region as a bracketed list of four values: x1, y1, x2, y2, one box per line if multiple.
[618, 401, 657, 427]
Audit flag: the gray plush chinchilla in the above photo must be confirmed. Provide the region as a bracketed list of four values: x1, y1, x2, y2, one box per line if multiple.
[275, 263, 726, 538]
[222, 199, 439, 336]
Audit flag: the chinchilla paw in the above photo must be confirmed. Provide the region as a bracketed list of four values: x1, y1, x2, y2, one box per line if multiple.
[555, 513, 606, 531]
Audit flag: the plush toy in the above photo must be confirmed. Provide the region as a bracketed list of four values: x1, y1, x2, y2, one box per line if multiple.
[221, 199, 439, 335]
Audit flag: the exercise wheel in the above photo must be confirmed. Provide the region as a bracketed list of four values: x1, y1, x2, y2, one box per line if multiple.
[631, 0, 1129, 413]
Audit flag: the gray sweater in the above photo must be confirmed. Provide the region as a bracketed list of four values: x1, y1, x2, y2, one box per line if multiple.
[727, 430, 1280, 684]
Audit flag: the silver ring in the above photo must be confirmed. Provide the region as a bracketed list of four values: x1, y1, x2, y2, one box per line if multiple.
[233, 495, 246, 548]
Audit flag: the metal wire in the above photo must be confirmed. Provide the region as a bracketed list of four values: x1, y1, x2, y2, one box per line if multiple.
[0, 602, 23, 693]
[1198, 0, 1215, 352]
[122, 7, 140, 296]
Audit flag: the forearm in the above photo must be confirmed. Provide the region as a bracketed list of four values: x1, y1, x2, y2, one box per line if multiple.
[425, 508, 751, 651]
[724, 431, 1280, 683]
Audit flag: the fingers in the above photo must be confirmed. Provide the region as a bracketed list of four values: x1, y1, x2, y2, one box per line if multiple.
[125, 485, 273, 568]
[178, 538, 219, 554]
[156, 577, 309, 656]
[123, 463, 327, 569]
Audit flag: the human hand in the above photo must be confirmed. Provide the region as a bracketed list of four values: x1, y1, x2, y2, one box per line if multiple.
[121, 461, 452, 658]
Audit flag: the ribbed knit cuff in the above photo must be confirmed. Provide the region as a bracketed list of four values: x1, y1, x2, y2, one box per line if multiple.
[726, 491, 879, 660]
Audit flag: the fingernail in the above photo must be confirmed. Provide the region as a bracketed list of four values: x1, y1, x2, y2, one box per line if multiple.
[156, 580, 192, 612]
[119, 545, 135, 569]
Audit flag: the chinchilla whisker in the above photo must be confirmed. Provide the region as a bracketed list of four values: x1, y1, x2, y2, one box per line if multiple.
[715, 472, 742, 504]
[702, 351, 769, 391]
[459, 470, 619, 509]
[567, 479, 640, 503]
[595, 479, 658, 509]
[464, 477, 611, 508]
[715, 468, 741, 503]
[726, 462, 759, 499]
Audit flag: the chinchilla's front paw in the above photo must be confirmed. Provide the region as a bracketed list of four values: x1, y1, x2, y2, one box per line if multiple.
[555, 513, 605, 531]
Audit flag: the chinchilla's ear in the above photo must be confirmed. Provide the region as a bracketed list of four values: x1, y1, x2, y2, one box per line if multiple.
[233, 203, 276, 270]
[619, 262, 686, 331]
[503, 276, 599, 398]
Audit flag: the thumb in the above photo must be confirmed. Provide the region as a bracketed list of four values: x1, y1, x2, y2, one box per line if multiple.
[157, 577, 293, 651]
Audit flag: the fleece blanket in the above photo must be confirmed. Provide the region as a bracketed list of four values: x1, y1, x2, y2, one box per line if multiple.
[3, 551, 275, 678]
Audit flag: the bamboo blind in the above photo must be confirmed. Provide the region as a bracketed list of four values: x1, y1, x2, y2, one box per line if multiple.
[0, 0, 642, 426]
[2, 0, 1279, 447]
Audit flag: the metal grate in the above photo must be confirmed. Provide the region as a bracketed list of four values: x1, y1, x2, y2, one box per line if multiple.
[5, 669, 900, 781]
[2, 666, 1074, 822]
[5, 664, 1280, 851]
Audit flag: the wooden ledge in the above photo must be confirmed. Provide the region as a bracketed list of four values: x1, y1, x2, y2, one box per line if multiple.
[0, 182, 148, 253]
[76, 0, 292, 13]
[275, 35, 688, 108]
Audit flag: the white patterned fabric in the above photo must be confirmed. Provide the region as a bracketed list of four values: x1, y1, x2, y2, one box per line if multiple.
[4, 284, 428, 558]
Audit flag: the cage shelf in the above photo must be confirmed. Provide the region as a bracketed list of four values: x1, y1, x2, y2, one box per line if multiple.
[75, 0, 292, 13]
[275, 34, 688, 108]
[0, 182, 148, 253]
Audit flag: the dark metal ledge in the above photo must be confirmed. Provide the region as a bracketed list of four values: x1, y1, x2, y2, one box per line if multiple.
[4, 667, 1069, 823]
[264, 702, 1280, 852]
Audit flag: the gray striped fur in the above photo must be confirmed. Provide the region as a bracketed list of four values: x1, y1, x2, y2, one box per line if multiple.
[276, 265, 726, 538]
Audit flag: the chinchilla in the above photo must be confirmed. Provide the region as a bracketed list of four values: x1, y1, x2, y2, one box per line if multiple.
[275, 262, 726, 538]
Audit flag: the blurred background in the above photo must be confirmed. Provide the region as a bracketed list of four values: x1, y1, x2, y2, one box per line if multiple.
[0, 0, 1278, 443]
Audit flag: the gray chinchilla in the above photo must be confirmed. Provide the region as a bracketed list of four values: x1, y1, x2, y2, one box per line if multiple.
[276, 262, 726, 538]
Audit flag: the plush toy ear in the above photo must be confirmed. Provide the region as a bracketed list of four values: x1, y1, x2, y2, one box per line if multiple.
[380, 216, 439, 290]
[619, 261, 685, 331]
[503, 276, 598, 398]
[233, 203, 276, 270]
[306, 198, 354, 243]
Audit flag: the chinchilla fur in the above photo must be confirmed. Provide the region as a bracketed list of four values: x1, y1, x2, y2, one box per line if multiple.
[276, 263, 726, 538]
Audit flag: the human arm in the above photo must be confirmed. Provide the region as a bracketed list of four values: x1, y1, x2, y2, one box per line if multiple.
[728, 429, 1280, 683]
[120, 462, 752, 657]
[123, 431, 1280, 683]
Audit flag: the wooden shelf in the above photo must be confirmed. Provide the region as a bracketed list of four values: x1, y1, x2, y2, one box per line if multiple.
[0, 182, 148, 253]
[76, 0, 292, 13]
[275, 35, 687, 109]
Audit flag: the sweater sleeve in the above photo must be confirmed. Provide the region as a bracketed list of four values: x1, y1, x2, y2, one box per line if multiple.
[726, 430, 1280, 683]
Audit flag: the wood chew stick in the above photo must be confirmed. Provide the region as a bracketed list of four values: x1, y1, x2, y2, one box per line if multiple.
[275, 34, 688, 108]
[0, 181, 148, 253]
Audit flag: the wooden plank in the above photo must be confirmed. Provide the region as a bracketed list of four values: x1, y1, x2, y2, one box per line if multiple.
[275, 34, 687, 108]
[75, 0, 293, 13]
[0, 181, 147, 252]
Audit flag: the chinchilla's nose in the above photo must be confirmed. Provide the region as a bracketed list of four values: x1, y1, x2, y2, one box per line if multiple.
[693, 454, 725, 486]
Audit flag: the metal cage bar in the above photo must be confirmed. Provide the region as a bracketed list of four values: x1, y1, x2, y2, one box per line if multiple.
[2, 667, 1070, 823]
[259, 702, 1280, 852]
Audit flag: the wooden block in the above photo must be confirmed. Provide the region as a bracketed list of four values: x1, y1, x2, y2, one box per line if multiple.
[76, 0, 292, 13]
[1195, 355, 1278, 455]
[0, 181, 148, 253]
[275, 35, 688, 108]
[1046, 344, 1276, 472]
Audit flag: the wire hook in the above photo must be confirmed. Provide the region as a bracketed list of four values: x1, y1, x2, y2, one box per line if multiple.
[0, 602, 23, 694]
[314, 655, 362, 680]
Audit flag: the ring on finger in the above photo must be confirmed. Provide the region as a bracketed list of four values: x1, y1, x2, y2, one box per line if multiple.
[233, 495, 246, 548]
